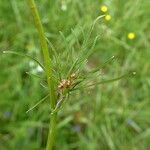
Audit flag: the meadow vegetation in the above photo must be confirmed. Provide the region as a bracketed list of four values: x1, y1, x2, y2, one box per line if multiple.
[0, 0, 149, 150]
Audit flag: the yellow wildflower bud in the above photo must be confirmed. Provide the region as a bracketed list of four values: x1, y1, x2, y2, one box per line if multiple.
[100, 5, 108, 13]
[127, 32, 135, 40]
[105, 15, 112, 21]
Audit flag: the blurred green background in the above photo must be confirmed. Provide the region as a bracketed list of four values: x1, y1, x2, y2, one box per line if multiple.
[0, 0, 149, 150]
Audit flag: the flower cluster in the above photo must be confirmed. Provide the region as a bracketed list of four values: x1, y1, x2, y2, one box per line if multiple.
[100, 5, 111, 21]
[58, 73, 76, 91]
[100, 4, 136, 40]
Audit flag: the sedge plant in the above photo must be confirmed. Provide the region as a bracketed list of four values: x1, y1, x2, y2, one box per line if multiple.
[3, 0, 136, 150]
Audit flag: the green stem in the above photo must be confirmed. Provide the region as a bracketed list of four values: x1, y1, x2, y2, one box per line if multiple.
[28, 0, 57, 150]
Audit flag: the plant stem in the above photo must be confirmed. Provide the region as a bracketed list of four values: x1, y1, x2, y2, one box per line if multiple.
[28, 0, 57, 150]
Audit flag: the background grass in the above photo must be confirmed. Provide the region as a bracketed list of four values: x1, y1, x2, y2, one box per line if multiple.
[0, 0, 149, 150]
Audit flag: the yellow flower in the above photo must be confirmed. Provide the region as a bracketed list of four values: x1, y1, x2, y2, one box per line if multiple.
[127, 32, 135, 40]
[105, 15, 111, 21]
[100, 5, 108, 13]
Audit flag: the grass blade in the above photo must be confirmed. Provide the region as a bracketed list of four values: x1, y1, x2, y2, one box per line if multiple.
[3, 51, 45, 71]
[26, 94, 49, 113]
[88, 56, 115, 74]
[73, 72, 136, 90]
[26, 72, 46, 80]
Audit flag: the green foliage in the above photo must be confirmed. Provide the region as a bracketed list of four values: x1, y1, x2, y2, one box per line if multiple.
[0, 0, 149, 150]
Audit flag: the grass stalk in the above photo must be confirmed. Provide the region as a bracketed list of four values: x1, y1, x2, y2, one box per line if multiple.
[27, 0, 57, 150]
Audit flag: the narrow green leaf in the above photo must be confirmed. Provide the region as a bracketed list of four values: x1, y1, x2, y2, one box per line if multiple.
[26, 94, 49, 113]
[73, 72, 136, 90]
[89, 55, 115, 74]
[45, 37, 62, 80]
[3, 51, 45, 71]
[66, 16, 105, 77]
[26, 72, 46, 80]
[40, 82, 48, 89]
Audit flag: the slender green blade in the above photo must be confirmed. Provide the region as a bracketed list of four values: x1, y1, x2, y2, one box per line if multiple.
[3, 50, 45, 71]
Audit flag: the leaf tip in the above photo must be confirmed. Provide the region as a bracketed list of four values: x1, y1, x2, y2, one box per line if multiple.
[26, 110, 29, 113]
